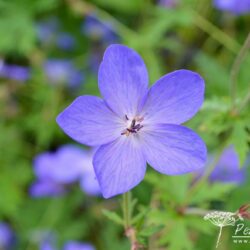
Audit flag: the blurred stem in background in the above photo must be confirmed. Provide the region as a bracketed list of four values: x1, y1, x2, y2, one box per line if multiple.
[190, 9, 240, 54]
[230, 32, 250, 112]
[66, 0, 136, 39]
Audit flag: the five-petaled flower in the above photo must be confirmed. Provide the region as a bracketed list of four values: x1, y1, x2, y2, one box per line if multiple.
[57, 44, 207, 198]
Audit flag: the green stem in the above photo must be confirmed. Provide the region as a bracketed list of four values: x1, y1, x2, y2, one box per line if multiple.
[191, 10, 240, 54]
[123, 192, 131, 229]
[66, 0, 136, 39]
[238, 86, 250, 112]
[122, 192, 141, 250]
[230, 32, 250, 110]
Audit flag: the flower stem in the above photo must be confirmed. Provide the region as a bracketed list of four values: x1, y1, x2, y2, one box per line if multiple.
[122, 192, 141, 250]
[123, 192, 131, 229]
[190, 10, 240, 54]
[230, 32, 250, 111]
[238, 87, 250, 112]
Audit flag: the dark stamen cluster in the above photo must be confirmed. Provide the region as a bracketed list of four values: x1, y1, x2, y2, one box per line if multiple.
[121, 115, 144, 136]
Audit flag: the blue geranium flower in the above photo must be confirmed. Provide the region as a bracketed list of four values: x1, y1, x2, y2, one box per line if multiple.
[36, 18, 76, 51]
[36, 17, 59, 44]
[0, 60, 30, 82]
[57, 44, 207, 198]
[57, 33, 76, 51]
[0, 222, 13, 249]
[30, 180, 65, 197]
[40, 240, 95, 250]
[214, 0, 250, 15]
[44, 59, 84, 88]
[82, 14, 118, 43]
[209, 146, 246, 184]
[30, 145, 100, 197]
[194, 146, 247, 185]
[159, 0, 178, 8]
[63, 241, 95, 250]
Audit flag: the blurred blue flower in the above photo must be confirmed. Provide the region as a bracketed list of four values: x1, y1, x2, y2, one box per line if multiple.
[34, 145, 85, 184]
[209, 146, 246, 184]
[40, 241, 57, 250]
[194, 146, 247, 185]
[82, 14, 118, 43]
[57, 33, 76, 51]
[57, 44, 207, 198]
[39, 232, 58, 250]
[44, 59, 84, 87]
[214, 0, 250, 15]
[0, 222, 13, 249]
[36, 17, 60, 44]
[79, 149, 101, 196]
[30, 145, 100, 197]
[63, 241, 95, 250]
[0, 60, 30, 82]
[159, 0, 178, 8]
[37, 18, 76, 51]
[30, 180, 65, 197]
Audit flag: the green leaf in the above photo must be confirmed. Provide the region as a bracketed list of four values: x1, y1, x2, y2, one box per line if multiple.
[139, 224, 164, 237]
[102, 209, 124, 225]
[159, 220, 193, 250]
[194, 52, 229, 96]
[131, 207, 149, 225]
[92, 0, 144, 14]
[190, 183, 235, 204]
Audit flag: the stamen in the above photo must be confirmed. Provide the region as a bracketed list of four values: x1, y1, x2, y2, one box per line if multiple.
[131, 119, 136, 128]
[121, 115, 144, 136]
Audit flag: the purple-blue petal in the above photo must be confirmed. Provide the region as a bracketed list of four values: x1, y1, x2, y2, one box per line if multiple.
[36, 17, 59, 44]
[214, 0, 250, 15]
[159, 0, 178, 8]
[98, 44, 148, 118]
[0, 62, 30, 82]
[49, 145, 86, 183]
[80, 174, 101, 196]
[142, 70, 205, 125]
[29, 180, 65, 197]
[82, 14, 118, 43]
[141, 124, 207, 175]
[44, 59, 73, 84]
[64, 241, 95, 250]
[40, 241, 57, 250]
[209, 146, 246, 184]
[93, 137, 146, 198]
[56, 96, 123, 146]
[0, 223, 13, 248]
[34, 145, 89, 184]
[44, 59, 84, 87]
[79, 149, 101, 196]
[33, 152, 55, 180]
[57, 33, 76, 51]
